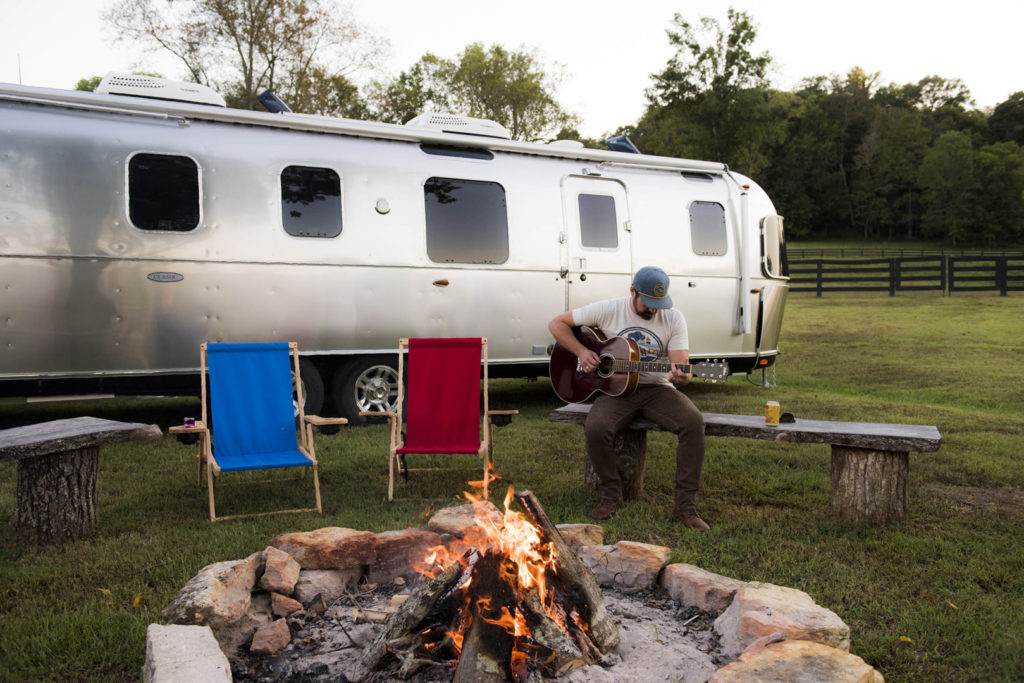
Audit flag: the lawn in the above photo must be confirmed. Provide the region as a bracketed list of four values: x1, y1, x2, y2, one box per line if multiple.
[1, 293, 1022, 682]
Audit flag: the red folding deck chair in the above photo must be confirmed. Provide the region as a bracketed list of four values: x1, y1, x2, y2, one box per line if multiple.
[363, 337, 517, 500]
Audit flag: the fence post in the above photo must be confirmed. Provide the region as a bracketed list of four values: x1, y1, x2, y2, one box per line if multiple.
[998, 257, 1008, 296]
[816, 261, 823, 298]
[941, 255, 948, 295]
[889, 258, 897, 296]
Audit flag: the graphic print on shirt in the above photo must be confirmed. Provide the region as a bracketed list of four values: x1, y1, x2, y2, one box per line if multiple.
[619, 326, 665, 362]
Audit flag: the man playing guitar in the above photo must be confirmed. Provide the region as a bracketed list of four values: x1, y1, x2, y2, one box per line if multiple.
[547, 266, 709, 531]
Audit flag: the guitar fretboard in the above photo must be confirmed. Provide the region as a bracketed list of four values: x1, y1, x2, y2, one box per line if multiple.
[607, 360, 691, 374]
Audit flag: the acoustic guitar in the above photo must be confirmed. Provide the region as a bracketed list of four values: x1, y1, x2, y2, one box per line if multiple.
[549, 326, 730, 403]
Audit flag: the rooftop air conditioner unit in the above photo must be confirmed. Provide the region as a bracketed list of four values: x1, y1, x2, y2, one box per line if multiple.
[405, 112, 511, 139]
[95, 73, 226, 107]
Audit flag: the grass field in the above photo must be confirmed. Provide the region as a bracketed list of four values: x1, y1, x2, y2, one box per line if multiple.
[1, 293, 1023, 682]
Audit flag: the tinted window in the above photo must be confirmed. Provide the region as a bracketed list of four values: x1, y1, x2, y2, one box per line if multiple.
[128, 153, 199, 231]
[424, 177, 508, 264]
[281, 165, 342, 238]
[689, 201, 727, 256]
[578, 194, 617, 248]
[762, 214, 788, 278]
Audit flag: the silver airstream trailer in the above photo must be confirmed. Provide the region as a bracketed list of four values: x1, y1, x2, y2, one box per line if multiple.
[0, 74, 788, 420]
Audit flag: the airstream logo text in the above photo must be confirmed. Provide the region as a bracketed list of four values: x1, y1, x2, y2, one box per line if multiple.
[147, 272, 184, 283]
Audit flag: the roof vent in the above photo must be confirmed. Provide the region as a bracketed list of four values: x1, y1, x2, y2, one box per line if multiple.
[405, 112, 511, 139]
[96, 73, 226, 107]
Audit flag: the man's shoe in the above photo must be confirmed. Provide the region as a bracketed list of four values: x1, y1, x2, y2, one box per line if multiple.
[589, 498, 623, 521]
[673, 510, 710, 532]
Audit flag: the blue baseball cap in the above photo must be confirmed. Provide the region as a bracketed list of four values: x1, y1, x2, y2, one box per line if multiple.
[632, 266, 673, 309]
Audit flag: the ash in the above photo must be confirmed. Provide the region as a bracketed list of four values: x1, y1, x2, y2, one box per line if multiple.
[233, 581, 727, 683]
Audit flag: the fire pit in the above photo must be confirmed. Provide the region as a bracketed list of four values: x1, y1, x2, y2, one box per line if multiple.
[157, 475, 884, 682]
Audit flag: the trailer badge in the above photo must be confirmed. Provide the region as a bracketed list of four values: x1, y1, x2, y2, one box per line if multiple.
[147, 272, 184, 283]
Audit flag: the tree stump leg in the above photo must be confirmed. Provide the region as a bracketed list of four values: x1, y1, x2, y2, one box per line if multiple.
[583, 429, 647, 501]
[12, 447, 100, 544]
[830, 445, 908, 524]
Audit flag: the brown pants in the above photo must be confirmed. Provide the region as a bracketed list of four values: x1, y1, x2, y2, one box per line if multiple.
[584, 384, 705, 513]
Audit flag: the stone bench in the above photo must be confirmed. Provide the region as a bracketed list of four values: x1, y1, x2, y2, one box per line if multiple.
[548, 403, 942, 524]
[0, 416, 162, 544]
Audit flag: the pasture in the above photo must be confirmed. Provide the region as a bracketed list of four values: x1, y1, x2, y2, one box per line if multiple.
[1, 293, 1022, 681]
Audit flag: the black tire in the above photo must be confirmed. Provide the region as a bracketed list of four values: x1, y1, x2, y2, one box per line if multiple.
[331, 356, 399, 424]
[296, 357, 325, 417]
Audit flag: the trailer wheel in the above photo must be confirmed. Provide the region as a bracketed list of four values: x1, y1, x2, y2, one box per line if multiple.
[295, 357, 325, 418]
[332, 356, 399, 424]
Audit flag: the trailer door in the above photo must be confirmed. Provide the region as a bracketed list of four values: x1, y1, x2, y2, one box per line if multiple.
[561, 176, 632, 310]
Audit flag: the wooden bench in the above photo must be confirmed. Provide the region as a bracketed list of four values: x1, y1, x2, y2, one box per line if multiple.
[548, 403, 942, 524]
[0, 417, 162, 544]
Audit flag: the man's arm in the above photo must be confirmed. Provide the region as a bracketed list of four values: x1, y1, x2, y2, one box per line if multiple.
[548, 311, 601, 370]
[668, 349, 692, 385]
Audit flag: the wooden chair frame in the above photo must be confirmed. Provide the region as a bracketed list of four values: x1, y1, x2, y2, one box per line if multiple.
[170, 342, 347, 521]
[361, 337, 516, 501]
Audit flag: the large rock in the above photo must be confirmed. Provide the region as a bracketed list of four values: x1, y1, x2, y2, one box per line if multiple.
[709, 639, 884, 682]
[269, 527, 376, 571]
[143, 624, 231, 683]
[555, 523, 604, 548]
[427, 502, 503, 539]
[577, 541, 671, 593]
[259, 546, 301, 594]
[161, 551, 262, 630]
[369, 528, 444, 583]
[714, 582, 850, 659]
[661, 563, 746, 614]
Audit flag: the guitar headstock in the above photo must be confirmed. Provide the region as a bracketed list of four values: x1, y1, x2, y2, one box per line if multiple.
[691, 360, 730, 383]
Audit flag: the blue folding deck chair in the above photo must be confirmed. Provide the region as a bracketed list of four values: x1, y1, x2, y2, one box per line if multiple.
[361, 337, 517, 501]
[171, 342, 347, 521]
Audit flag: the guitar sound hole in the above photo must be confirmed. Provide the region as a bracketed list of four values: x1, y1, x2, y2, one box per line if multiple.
[597, 357, 614, 376]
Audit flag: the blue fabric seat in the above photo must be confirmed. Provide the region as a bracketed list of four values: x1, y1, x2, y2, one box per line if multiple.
[172, 342, 346, 521]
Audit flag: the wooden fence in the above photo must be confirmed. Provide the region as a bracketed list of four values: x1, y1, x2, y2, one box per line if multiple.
[788, 256, 1024, 296]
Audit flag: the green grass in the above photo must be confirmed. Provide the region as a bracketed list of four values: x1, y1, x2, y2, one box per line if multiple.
[2, 294, 1023, 681]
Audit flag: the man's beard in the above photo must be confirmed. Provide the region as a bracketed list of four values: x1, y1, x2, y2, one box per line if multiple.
[633, 295, 655, 320]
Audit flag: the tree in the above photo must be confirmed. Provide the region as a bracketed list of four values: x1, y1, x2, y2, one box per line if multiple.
[369, 44, 578, 142]
[986, 92, 1024, 145]
[643, 8, 777, 174]
[75, 76, 103, 92]
[918, 131, 981, 245]
[104, 0, 384, 115]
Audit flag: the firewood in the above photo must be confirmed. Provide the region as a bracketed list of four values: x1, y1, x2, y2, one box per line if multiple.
[520, 588, 593, 676]
[453, 552, 516, 683]
[361, 560, 463, 670]
[514, 490, 620, 652]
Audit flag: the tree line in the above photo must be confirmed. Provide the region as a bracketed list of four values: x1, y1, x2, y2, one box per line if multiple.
[97, 1, 1024, 247]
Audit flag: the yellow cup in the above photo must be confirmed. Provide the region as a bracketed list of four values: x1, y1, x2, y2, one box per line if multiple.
[765, 401, 780, 426]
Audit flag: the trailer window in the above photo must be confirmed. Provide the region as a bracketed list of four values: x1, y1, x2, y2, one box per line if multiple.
[281, 165, 342, 238]
[761, 214, 789, 278]
[578, 194, 618, 249]
[128, 153, 199, 232]
[424, 177, 509, 264]
[689, 201, 727, 256]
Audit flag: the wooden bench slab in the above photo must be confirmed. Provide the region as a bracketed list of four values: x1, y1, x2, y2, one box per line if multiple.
[548, 403, 942, 452]
[1, 417, 162, 544]
[549, 403, 942, 525]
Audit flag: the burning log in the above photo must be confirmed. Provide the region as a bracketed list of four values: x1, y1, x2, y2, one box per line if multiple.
[361, 560, 462, 671]
[514, 490, 620, 653]
[453, 552, 517, 682]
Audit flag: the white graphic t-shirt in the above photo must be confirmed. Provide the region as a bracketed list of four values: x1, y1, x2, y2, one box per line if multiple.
[572, 297, 689, 386]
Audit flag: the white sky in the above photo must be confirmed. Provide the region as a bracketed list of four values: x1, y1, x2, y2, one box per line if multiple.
[2, 0, 1021, 138]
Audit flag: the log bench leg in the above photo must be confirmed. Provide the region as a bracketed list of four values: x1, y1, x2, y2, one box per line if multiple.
[582, 428, 648, 501]
[12, 447, 100, 544]
[830, 445, 909, 524]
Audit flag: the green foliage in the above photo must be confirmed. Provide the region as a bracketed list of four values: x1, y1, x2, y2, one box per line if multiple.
[75, 76, 103, 92]
[368, 43, 579, 142]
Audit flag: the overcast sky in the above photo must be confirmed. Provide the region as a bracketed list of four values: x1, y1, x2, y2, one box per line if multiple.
[2, 0, 1021, 138]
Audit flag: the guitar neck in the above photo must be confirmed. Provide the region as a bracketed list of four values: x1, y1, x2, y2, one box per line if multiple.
[610, 359, 689, 374]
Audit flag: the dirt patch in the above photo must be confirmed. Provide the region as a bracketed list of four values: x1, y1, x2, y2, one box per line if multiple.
[232, 585, 727, 682]
[922, 484, 1024, 518]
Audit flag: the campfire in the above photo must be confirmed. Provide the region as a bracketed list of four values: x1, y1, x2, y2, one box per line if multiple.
[362, 468, 619, 681]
